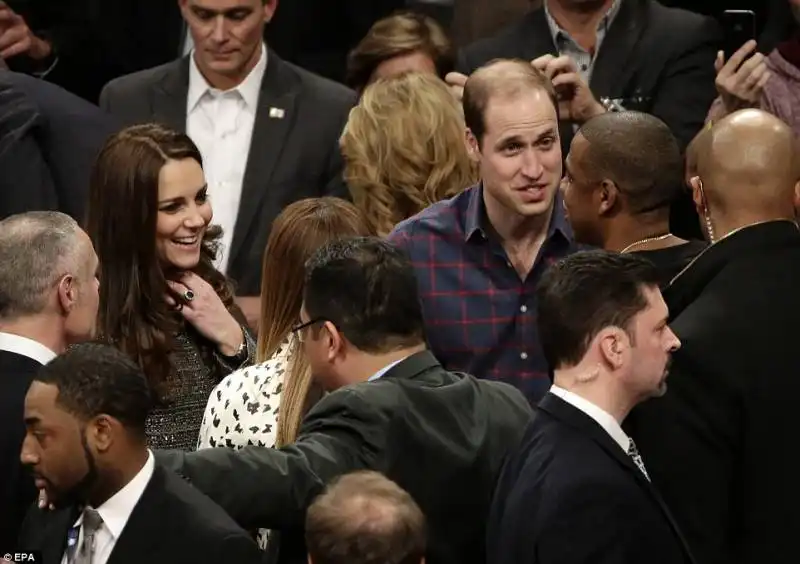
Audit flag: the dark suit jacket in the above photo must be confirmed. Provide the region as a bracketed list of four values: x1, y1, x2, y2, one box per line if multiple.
[18, 463, 263, 564]
[456, 0, 719, 153]
[0, 350, 42, 551]
[156, 350, 533, 564]
[624, 221, 800, 564]
[99, 52, 356, 296]
[0, 72, 119, 221]
[488, 393, 694, 564]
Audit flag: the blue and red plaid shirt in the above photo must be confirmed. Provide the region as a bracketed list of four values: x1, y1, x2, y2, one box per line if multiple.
[388, 183, 578, 404]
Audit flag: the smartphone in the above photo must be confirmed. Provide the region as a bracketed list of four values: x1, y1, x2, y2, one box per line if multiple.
[721, 10, 756, 61]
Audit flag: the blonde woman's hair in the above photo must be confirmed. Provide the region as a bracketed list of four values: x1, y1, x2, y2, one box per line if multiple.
[256, 197, 374, 446]
[341, 72, 478, 236]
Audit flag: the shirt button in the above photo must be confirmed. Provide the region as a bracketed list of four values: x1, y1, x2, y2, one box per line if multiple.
[520, 305, 528, 313]
[520, 352, 528, 360]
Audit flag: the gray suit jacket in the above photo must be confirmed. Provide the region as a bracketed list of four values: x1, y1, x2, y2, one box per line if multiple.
[99, 52, 357, 295]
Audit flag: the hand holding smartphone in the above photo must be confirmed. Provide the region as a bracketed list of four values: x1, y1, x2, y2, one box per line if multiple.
[721, 10, 757, 63]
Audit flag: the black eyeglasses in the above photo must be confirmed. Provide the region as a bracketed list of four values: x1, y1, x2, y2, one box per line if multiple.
[291, 318, 324, 342]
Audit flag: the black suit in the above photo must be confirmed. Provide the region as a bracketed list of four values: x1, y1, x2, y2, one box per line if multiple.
[0, 72, 119, 221]
[0, 350, 43, 551]
[18, 463, 263, 564]
[625, 221, 800, 564]
[456, 0, 719, 153]
[156, 350, 533, 564]
[487, 394, 693, 564]
[488, 393, 694, 564]
[99, 52, 356, 296]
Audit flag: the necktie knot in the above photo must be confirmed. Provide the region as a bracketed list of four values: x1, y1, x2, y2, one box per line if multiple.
[82, 507, 103, 535]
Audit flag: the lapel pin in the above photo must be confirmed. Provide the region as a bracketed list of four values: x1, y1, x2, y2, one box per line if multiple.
[269, 107, 285, 119]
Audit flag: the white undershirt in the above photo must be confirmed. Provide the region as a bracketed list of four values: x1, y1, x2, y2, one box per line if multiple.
[550, 385, 631, 453]
[0, 332, 56, 365]
[185, 43, 267, 273]
[60, 451, 155, 564]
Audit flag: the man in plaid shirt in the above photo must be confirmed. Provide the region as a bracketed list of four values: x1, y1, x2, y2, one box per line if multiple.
[388, 59, 581, 404]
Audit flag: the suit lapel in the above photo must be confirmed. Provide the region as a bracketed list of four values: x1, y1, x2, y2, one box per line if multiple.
[538, 392, 693, 556]
[152, 58, 190, 131]
[589, 0, 648, 99]
[106, 466, 168, 564]
[228, 52, 299, 266]
[36, 506, 78, 564]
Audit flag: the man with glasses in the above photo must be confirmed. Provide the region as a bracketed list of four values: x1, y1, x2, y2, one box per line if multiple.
[156, 237, 532, 564]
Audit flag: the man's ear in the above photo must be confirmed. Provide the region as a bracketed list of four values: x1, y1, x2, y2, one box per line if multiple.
[56, 274, 76, 314]
[263, 0, 279, 24]
[465, 129, 481, 163]
[597, 179, 619, 216]
[689, 176, 705, 214]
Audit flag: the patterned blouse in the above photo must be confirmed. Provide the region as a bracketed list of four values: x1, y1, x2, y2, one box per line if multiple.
[197, 337, 291, 449]
[197, 337, 292, 549]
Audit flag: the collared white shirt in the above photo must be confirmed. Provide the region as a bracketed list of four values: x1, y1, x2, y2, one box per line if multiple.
[368, 358, 407, 381]
[550, 385, 630, 453]
[0, 332, 56, 365]
[186, 43, 267, 273]
[61, 450, 155, 564]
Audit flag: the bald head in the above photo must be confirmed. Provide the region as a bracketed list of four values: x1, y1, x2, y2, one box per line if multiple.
[697, 109, 798, 216]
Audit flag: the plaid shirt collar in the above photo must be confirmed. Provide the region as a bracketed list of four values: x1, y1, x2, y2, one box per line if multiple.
[463, 183, 573, 243]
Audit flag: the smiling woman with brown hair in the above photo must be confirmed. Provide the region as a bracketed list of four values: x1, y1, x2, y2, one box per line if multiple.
[85, 123, 255, 453]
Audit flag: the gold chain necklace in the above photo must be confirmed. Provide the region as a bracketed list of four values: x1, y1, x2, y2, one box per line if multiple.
[620, 233, 673, 254]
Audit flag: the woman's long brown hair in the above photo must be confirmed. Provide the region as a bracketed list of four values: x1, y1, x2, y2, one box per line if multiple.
[257, 197, 373, 446]
[85, 124, 233, 400]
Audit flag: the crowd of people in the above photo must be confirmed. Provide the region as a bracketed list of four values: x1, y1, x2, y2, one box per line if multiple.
[1, 1, 799, 564]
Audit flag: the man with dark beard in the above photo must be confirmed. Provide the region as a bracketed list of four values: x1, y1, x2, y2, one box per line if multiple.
[16, 343, 261, 562]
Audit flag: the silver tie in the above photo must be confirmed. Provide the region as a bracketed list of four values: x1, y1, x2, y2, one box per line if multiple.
[70, 508, 103, 564]
[627, 438, 651, 481]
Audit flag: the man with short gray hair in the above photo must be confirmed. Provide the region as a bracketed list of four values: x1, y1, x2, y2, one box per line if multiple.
[306, 471, 426, 564]
[0, 210, 99, 549]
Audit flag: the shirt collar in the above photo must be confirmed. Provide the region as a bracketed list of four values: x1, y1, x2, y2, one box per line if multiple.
[368, 357, 407, 381]
[187, 42, 268, 113]
[550, 385, 630, 452]
[543, 0, 623, 47]
[464, 183, 573, 243]
[94, 450, 155, 539]
[0, 332, 56, 365]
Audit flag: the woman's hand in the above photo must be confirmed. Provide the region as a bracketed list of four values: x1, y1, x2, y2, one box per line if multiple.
[166, 272, 244, 357]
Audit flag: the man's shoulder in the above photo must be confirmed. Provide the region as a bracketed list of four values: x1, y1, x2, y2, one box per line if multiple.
[155, 465, 252, 536]
[642, 0, 718, 43]
[102, 60, 183, 98]
[388, 185, 477, 245]
[283, 59, 357, 108]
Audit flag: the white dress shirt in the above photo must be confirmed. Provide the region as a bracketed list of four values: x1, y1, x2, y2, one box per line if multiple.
[0, 332, 56, 365]
[549, 385, 631, 453]
[61, 450, 156, 564]
[186, 43, 267, 273]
